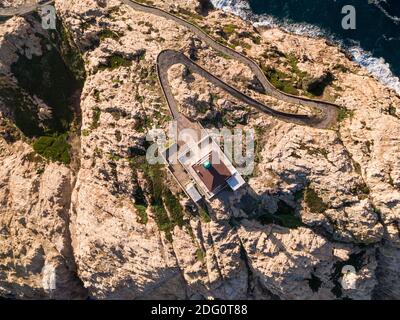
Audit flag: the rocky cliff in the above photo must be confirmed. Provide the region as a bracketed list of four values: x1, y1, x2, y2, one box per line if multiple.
[0, 0, 399, 299]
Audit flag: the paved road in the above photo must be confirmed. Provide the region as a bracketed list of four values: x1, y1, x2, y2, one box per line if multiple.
[2, 0, 340, 128]
[157, 49, 321, 127]
[0, 1, 54, 17]
[122, 0, 339, 129]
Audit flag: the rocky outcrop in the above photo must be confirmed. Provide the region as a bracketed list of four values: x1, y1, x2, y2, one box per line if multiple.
[0, 140, 86, 299]
[0, 1, 34, 9]
[238, 220, 377, 300]
[0, 0, 399, 300]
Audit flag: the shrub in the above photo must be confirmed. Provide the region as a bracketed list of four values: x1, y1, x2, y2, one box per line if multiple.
[263, 66, 299, 95]
[153, 204, 173, 242]
[223, 24, 237, 37]
[33, 134, 71, 164]
[304, 187, 328, 213]
[199, 206, 211, 223]
[257, 200, 304, 229]
[98, 29, 121, 41]
[90, 107, 101, 130]
[337, 107, 354, 122]
[163, 190, 184, 228]
[196, 248, 206, 262]
[274, 214, 303, 229]
[333, 64, 349, 73]
[134, 204, 148, 224]
[99, 54, 132, 71]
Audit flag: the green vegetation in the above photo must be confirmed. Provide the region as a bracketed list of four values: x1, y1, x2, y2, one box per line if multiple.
[382, 104, 399, 119]
[337, 107, 354, 122]
[108, 152, 122, 161]
[138, 65, 157, 86]
[153, 204, 174, 242]
[177, 7, 203, 21]
[230, 38, 252, 50]
[333, 64, 349, 73]
[115, 130, 122, 142]
[260, 53, 302, 95]
[277, 214, 304, 228]
[199, 209, 211, 223]
[145, 163, 164, 204]
[98, 29, 122, 41]
[262, 47, 286, 59]
[107, 6, 122, 17]
[163, 189, 185, 228]
[133, 182, 148, 224]
[304, 187, 328, 213]
[33, 134, 71, 164]
[238, 31, 262, 44]
[98, 54, 133, 71]
[130, 158, 187, 241]
[262, 65, 299, 95]
[286, 53, 307, 78]
[144, 166, 181, 242]
[353, 161, 362, 175]
[388, 105, 397, 117]
[258, 200, 304, 229]
[93, 89, 101, 102]
[196, 248, 206, 262]
[134, 204, 148, 224]
[11, 46, 77, 135]
[135, 94, 145, 103]
[90, 107, 101, 130]
[135, 0, 154, 5]
[5, 18, 86, 164]
[1, 21, 87, 166]
[222, 24, 237, 37]
[0, 117, 23, 143]
[105, 107, 128, 122]
[299, 142, 329, 159]
[260, 51, 333, 97]
[259, 213, 303, 229]
[285, 53, 333, 97]
[294, 189, 305, 201]
[56, 21, 87, 84]
[254, 125, 266, 163]
[351, 182, 370, 200]
[216, 51, 232, 60]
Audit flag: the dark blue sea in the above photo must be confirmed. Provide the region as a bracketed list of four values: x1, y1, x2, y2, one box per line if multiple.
[211, 0, 400, 94]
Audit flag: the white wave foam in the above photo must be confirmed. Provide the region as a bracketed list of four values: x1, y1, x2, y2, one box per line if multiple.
[210, 0, 400, 95]
[370, 0, 400, 24]
[349, 47, 400, 93]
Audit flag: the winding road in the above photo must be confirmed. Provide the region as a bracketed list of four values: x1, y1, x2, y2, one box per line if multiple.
[158, 49, 317, 127]
[1, 0, 340, 128]
[121, 0, 340, 129]
[0, 1, 54, 17]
